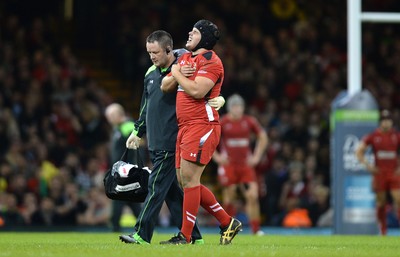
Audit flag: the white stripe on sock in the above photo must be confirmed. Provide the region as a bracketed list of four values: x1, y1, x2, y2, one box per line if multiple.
[209, 203, 223, 212]
[210, 203, 219, 208]
[212, 206, 223, 212]
[186, 211, 196, 224]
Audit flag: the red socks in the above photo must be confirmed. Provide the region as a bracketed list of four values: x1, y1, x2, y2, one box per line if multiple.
[224, 203, 237, 217]
[250, 219, 261, 234]
[377, 206, 387, 235]
[181, 184, 232, 242]
[199, 185, 231, 227]
[181, 186, 201, 242]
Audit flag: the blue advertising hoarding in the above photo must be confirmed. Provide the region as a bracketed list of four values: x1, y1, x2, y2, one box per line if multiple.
[331, 90, 379, 234]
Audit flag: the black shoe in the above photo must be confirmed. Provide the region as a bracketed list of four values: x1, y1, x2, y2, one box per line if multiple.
[219, 218, 242, 245]
[159, 232, 188, 245]
[119, 234, 138, 244]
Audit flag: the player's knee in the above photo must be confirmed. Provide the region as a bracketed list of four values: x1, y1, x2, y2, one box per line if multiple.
[375, 200, 386, 208]
[180, 177, 196, 188]
[246, 193, 258, 204]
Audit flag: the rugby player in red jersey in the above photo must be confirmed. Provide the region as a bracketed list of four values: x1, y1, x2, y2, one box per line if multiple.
[356, 109, 400, 235]
[160, 19, 242, 245]
[213, 94, 268, 235]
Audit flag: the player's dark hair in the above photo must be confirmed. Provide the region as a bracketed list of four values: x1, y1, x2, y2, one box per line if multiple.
[380, 109, 392, 121]
[146, 30, 173, 52]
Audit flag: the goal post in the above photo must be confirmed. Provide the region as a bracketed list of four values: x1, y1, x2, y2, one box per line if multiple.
[331, 0, 400, 235]
[347, 0, 400, 96]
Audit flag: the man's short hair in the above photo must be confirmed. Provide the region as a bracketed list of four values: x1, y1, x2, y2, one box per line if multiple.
[146, 30, 173, 51]
[227, 94, 245, 112]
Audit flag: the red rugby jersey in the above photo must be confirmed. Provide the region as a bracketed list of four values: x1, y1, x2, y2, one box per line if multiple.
[362, 128, 400, 172]
[176, 50, 224, 126]
[219, 115, 263, 164]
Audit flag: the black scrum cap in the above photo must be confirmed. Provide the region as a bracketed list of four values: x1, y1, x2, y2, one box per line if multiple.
[192, 19, 220, 51]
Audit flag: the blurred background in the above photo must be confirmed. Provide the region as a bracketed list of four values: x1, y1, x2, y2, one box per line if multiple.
[1, 0, 400, 231]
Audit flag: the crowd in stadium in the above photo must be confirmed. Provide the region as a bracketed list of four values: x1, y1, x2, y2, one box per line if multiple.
[1, 0, 400, 230]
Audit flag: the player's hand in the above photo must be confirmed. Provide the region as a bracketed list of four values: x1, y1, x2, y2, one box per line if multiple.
[171, 63, 181, 76]
[126, 131, 141, 149]
[365, 164, 378, 174]
[180, 64, 196, 77]
[247, 155, 261, 167]
[214, 154, 229, 166]
[208, 96, 225, 110]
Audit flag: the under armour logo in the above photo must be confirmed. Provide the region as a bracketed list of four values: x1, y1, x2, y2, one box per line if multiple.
[190, 153, 197, 157]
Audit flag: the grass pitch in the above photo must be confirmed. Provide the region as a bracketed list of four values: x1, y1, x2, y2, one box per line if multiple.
[0, 232, 399, 257]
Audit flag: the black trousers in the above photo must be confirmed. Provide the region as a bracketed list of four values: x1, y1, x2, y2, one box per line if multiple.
[134, 150, 202, 243]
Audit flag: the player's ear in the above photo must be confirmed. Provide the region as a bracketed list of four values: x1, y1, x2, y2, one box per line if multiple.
[166, 47, 171, 54]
